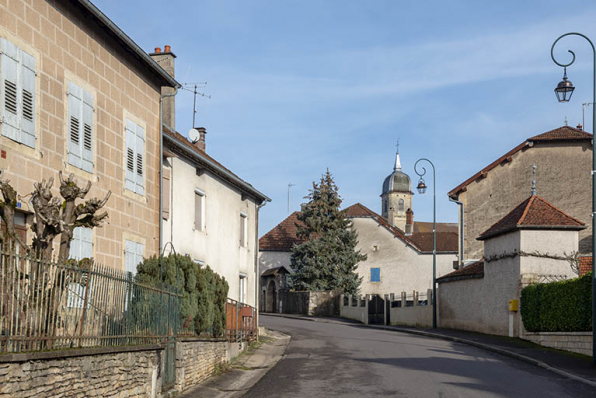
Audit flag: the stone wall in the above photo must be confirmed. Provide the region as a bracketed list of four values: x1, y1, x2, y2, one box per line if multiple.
[175, 338, 231, 393]
[278, 290, 340, 316]
[0, 347, 162, 398]
[340, 295, 368, 324]
[522, 332, 592, 357]
[1, 339, 245, 397]
[389, 290, 433, 328]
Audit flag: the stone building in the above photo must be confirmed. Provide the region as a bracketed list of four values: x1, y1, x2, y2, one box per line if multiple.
[448, 126, 592, 260]
[259, 150, 458, 299]
[0, 0, 179, 268]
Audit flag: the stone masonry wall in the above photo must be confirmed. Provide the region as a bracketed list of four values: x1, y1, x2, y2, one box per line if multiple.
[522, 332, 592, 357]
[0, 349, 161, 398]
[175, 339, 229, 393]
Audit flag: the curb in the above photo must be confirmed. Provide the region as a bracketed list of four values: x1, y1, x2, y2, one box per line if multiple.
[261, 314, 596, 389]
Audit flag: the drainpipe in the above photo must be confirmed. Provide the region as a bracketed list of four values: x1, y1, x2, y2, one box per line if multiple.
[159, 89, 178, 253]
[449, 196, 465, 269]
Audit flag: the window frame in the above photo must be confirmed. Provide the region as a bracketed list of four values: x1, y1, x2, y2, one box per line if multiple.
[194, 188, 205, 231]
[124, 117, 146, 196]
[66, 80, 95, 173]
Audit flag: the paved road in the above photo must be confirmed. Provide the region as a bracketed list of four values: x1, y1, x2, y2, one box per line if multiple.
[244, 316, 596, 398]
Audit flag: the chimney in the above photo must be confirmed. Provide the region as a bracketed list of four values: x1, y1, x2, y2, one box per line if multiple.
[577, 123, 583, 130]
[405, 208, 413, 235]
[149, 45, 176, 130]
[194, 127, 207, 152]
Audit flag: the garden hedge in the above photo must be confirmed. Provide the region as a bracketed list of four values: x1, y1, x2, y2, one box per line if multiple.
[135, 254, 229, 337]
[520, 273, 592, 332]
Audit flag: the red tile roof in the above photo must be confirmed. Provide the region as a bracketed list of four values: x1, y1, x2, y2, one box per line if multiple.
[259, 212, 306, 251]
[344, 203, 458, 253]
[413, 221, 458, 233]
[478, 195, 586, 241]
[449, 126, 592, 198]
[437, 260, 484, 283]
[579, 256, 592, 276]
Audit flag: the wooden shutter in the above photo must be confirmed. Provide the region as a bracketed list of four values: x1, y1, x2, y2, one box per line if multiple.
[81, 90, 94, 173]
[1, 38, 20, 142]
[125, 240, 136, 274]
[69, 227, 82, 260]
[194, 192, 203, 230]
[135, 124, 144, 195]
[163, 167, 171, 220]
[124, 120, 136, 192]
[80, 228, 93, 259]
[68, 82, 83, 169]
[135, 242, 144, 270]
[20, 50, 35, 148]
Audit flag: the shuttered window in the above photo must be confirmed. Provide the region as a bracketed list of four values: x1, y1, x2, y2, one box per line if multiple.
[124, 240, 144, 275]
[125, 119, 145, 195]
[370, 268, 381, 282]
[1, 38, 36, 148]
[240, 213, 247, 247]
[163, 167, 171, 220]
[67, 81, 94, 172]
[69, 227, 93, 261]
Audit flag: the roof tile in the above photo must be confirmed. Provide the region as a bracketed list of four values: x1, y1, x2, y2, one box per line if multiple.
[437, 260, 484, 283]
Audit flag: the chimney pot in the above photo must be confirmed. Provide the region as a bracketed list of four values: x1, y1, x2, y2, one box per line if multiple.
[164, 45, 171, 53]
[154, 47, 162, 53]
[577, 123, 583, 130]
[194, 127, 207, 152]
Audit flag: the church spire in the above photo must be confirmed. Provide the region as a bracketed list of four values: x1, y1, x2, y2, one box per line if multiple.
[394, 140, 402, 171]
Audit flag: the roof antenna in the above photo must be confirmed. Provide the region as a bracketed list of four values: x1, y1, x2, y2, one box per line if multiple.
[531, 164, 537, 196]
[181, 82, 211, 128]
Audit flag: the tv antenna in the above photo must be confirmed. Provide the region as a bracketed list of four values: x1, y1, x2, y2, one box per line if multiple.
[181, 82, 211, 128]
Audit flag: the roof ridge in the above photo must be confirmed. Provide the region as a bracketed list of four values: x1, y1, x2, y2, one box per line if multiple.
[533, 195, 585, 226]
[517, 195, 535, 225]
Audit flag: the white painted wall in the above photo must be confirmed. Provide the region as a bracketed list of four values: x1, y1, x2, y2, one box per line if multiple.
[163, 155, 260, 307]
[352, 218, 457, 295]
[258, 251, 292, 276]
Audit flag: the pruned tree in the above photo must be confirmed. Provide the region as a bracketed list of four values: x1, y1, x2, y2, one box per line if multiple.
[0, 173, 110, 349]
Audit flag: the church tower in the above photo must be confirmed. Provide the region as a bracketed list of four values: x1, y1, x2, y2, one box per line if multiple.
[381, 145, 413, 233]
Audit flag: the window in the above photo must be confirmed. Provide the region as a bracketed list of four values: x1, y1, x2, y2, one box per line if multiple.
[239, 274, 246, 303]
[1, 38, 35, 148]
[67, 227, 93, 308]
[125, 119, 145, 195]
[370, 267, 381, 282]
[240, 213, 247, 247]
[398, 199, 404, 212]
[194, 189, 205, 231]
[125, 240, 144, 275]
[162, 167, 171, 220]
[67, 81, 94, 172]
[69, 227, 93, 261]
[384, 200, 388, 214]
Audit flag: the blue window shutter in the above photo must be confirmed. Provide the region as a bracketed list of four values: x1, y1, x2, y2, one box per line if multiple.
[67, 82, 83, 169]
[371, 268, 381, 282]
[135, 242, 144, 271]
[125, 120, 136, 192]
[81, 90, 94, 173]
[80, 228, 93, 259]
[135, 124, 144, 195]
[125, 240, 136, 274]
[1, 38, 20, 142]
[69, 227, 82, 260]
[20, 50, 35, 148]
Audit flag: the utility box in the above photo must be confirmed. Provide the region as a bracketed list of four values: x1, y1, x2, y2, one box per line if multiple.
[508, 299, 519, 312]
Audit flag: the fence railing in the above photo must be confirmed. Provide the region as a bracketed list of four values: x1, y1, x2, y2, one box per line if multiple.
[0, 250, 180, 354]
[225, 298, 257, 343]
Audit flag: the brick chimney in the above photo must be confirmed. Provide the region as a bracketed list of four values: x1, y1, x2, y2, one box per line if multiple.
[577, 123, 583, 130]
[405, 208, 414, 235]
[149, 45, 176, 130]
[194, 127, 207, 152]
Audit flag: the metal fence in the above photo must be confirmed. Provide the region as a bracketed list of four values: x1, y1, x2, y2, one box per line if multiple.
[225, 298, 257, 343]
[0, 249, 180, 354]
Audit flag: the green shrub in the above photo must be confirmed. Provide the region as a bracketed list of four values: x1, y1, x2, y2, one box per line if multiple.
[520, 273, 592, 332]
[135, 254, 229, 337]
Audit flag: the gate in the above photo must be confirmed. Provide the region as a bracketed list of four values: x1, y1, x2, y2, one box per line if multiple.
[385, 295, 391, 325]
[368, 295, 385, 325]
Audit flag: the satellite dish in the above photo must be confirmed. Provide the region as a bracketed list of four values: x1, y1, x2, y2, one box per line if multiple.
[188, 128, 200, 143]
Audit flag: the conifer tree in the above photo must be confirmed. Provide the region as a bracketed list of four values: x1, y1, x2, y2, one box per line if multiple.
[290, 170, 366, 294]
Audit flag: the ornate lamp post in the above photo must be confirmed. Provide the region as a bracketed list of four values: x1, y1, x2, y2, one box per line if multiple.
[414, 158, 436, 329]
[551, 32, 596, 364]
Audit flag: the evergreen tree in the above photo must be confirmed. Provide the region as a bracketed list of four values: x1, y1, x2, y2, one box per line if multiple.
[290, 170, 366, 294]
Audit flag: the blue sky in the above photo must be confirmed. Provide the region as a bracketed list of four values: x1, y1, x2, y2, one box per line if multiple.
[96, 0, 596, 236]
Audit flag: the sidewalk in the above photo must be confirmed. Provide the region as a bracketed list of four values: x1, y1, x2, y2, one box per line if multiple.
[179, 329, 291, 398]
[262, 313, 596, 388]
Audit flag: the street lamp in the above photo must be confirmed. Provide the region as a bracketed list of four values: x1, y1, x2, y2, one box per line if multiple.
[414, 158, 436, 329]
[551, 32, 596, 365]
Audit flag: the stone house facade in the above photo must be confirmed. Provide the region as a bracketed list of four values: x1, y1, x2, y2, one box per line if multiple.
[259, 203, 458, 299]
[448, 125, 592, 260]
[438, 195, 584, 337]
[0, 0, 179, 269]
